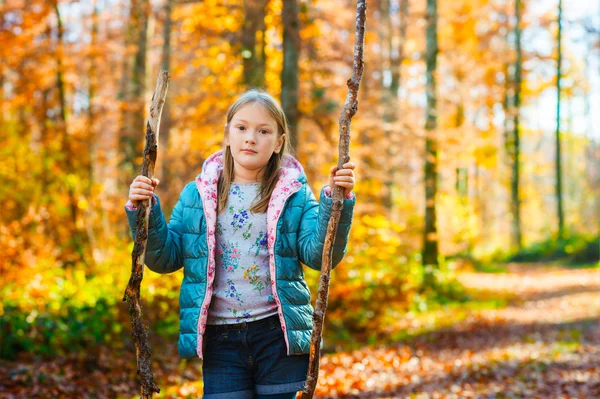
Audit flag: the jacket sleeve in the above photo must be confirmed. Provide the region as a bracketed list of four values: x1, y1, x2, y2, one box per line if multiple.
[297, 185, 356, 271]
[124, 183, 195, 274]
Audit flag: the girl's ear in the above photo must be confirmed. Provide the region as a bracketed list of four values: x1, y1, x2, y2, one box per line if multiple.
[275, 134, 286, 153]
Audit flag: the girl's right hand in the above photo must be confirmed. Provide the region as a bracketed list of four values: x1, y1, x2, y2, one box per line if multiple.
[129, 175, 160, 208]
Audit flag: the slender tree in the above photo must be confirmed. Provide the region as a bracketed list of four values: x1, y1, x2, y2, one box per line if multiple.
[393, 0, 409, 95]
[511, 0, 523, 250]
[158, 0, 174, 196]
[87, 0, 99, 197]
[555, 0, 565, 240]
[381, 0, 396, 212]
[242, 0, 268, 88]
[422, 0, 440, 272]
[390, 0, 409, 224]
[119, 0, 151, 178]
[85, 0, 100, 266]
[54, 1, 86, 265]
[281, 0, 300, 154]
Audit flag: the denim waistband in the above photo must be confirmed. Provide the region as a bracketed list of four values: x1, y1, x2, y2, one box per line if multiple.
[206, 314, 279, 332]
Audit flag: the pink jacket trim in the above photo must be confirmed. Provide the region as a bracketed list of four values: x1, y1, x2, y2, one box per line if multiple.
[194, 150, 304, 359]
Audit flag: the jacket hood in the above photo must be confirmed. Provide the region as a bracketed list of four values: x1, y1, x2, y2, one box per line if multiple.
[196, 149, 308, 186]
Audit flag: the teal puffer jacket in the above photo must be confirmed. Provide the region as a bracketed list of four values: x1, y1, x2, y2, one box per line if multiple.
[125, 150, 355, 359]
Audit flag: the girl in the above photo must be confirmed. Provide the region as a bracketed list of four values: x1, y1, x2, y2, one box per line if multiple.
[125, 90, 356, 399]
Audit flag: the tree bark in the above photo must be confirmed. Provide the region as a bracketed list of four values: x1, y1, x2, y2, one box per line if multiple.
[0, 63, 3, 125]
[87, 0, 99, 197]
[381, 0, 395, 212]
[123, 70, 170, 399]
[54, 1, 86, 266]
[501, 0, 514, 250]
[40, 89, 51, 197]
[392, 0, 409, 95]
[281, 0, 300, 155]
[242, 0, 268, 88]
[85, 0, 100, 268]
[159, 0, 174, 196]
[422, 0, 439, 273]
[555, 0, 565, 240]
[301, 2, 366, 397]
[119, 0, 151, 178]
[511, 0, 523, 251]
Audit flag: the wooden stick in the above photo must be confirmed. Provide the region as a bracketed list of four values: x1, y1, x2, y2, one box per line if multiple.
[122, 70, 170, 399]
[302, 2, 366, 398]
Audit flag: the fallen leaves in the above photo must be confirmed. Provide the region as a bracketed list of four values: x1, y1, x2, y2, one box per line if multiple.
[1, 266, 598, 399]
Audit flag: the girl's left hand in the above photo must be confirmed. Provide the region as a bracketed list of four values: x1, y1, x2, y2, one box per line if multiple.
[329, 162, 356, 198]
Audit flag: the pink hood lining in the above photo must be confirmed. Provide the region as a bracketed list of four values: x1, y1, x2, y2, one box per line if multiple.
[193, 150, 305, 359]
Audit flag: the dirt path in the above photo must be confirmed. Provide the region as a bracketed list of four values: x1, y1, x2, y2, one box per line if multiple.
[318, 266, 600, 399]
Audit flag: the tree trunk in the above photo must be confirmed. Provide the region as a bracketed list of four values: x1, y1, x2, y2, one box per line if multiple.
[503, 59, 511, 165]
[120, 0, 151, 178]
[392, 0, 408, 95]
[555, 0, 565, 240]
[390, 0, 409, 224]
[159, 0, 174, 196]
[511, 0, 523, 251]
[281, 0, 300, 155]
[38, 87, 62, 244]
[85, 0, 100, 268]
[422, 0, 439, 272]
[54, 1, 86, 266]
[40, 89, 51, 196]
[0, 65, 3, 125]
[242, 0, 268, 88]
[131, 0, 150, 156]
[501, 0, 514, 251]
[381, 0, 396, 212]
[87, 0, 98, 197]
[118, 36, 132, 178]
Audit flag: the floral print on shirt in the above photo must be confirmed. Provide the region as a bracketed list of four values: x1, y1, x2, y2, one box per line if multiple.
[249, 231, 268, 256]
[228, 206, 251, 234]
[242, 264, 270, 295]
[217, 241, 241, 272]
[207, 183, 279, 325]
[224, 278, 243, 304]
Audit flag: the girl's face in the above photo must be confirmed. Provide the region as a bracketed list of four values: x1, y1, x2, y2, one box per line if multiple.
[225, 103, 285, 181]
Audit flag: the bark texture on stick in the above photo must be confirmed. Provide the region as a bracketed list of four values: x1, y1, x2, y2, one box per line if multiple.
[122, 70, 170, 399]
[302, 2, 366, 398]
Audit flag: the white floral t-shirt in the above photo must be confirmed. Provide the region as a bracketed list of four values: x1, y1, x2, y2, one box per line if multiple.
[206, 182, 278, 325]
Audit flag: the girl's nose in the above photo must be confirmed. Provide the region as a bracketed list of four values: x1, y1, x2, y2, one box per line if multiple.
[246, 132, 257, 143]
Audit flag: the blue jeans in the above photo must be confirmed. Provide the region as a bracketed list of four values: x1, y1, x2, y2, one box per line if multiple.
[202, 314, 309, 399]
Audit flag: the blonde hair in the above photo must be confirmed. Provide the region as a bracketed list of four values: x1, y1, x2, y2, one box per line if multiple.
[218, 89, 291, 214]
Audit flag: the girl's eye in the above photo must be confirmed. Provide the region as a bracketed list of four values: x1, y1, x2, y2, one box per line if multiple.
[260, 129, 270, 134]
[237, 126, 246, 131]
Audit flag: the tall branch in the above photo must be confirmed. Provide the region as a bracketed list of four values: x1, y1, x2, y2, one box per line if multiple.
[301, 1, 366, 398]
[122, 70, 170, 399]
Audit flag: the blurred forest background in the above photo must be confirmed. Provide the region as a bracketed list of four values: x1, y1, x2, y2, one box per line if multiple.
[0, 0, 599, 397]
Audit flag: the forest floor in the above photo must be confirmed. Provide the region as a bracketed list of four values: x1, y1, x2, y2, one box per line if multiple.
[1, 264, 598, 399]
[318, 264, 599, 398]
